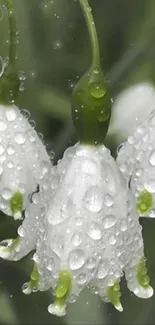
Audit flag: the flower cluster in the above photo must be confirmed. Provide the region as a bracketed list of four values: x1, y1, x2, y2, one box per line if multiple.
[117, 109, 155, 217]
[0, 141, 153, 316]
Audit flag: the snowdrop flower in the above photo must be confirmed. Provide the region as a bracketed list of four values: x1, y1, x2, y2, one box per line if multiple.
[117, 109, 155, 217]
[0, 143, 153, 316]
[108, 82, 155, 145]
[0, 104, 50, 219]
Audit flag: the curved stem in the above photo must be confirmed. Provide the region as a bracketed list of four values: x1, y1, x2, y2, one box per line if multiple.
[79, 0, 101, 69]
[4, 0, 17, 68]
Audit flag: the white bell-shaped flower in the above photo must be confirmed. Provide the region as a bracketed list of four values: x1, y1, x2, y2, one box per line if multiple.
[0, 104, 50, 219]
[117, 109, 155, 217]
[108, 82, 155, 144]
[0, 143, 153, 316]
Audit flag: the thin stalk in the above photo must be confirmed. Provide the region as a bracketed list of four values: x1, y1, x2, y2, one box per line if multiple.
[4, 0, 17, 68]
[79, 0, 101, 69]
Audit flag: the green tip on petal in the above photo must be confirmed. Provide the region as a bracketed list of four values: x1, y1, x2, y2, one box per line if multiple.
[136, 190, 153, 215]
[107, 280, 123, 312]
[23, 263, 40, 295]
[10, 191, 23, 216]
[137, 257, 150, 289]
[71, 67, 111, 145]
[54, 270, 72, 310]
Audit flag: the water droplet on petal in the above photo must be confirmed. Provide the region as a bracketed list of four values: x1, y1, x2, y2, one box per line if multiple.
[22, 282, 31, 295]
[76, 273, 87, 285]
[18, 225, 25, 237]
[149, 150, 155, 166]
[144, 179, 155, 193]
[108, 234, 116, 245]
[149, 208, 155, 218]
[84, 186, 103, 212]
[2, 188, 12, 200]
[71, 232, 82, 247]
[87, 222, 102, 240]
[69, 294, 78, 303]
[97, 259, 109, 279]
[104, 194, 113, 207]
[0, 120, 6, 131]
[21, 109, 30, 120]
[102, 215, 116, 229]
[68, 249, 85, 270]
[6, 107, 16, 121]
[7, 145, 15, 155]
[0, 165, 3, 175]
[86, 257, 96, 269]
[15, 133, 26, 144]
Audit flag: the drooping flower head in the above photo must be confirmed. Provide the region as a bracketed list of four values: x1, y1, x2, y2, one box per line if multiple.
[117, 109, 155, 217]
[0, 142, 153, 316]
[0, 103, 50, 219]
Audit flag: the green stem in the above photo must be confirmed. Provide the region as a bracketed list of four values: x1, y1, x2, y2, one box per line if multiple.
[0, 0, 19, 104]
[79, 0, 101, 69]
[4, 0, 17, 68]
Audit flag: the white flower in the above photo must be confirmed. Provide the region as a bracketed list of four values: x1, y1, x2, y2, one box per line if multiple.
[0, 104, 50, 219]
[117, 109, 155, 217]
[108, 82, 155, 144]
[0, 143, 153, 316]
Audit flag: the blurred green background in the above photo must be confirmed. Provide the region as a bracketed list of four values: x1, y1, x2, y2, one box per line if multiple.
[0, 0, 155, 323]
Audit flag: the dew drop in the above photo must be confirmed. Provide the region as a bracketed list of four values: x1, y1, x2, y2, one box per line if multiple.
[120, 220, 127, 231]
[117, 143, 124, 155]
[86, 257, 96, 269]
[53, 40, 63, 50]
[15, 132, 26, 144]
[149, 150, 155, 166]
[144, 179, 155, 193]
[69, 294, 78, 303]
[68, 249, 85, 270]
[21, 109, 30, 120]
[33, 253, 41, 263]
[29, 120, 36, 128]
[7, 161, 14, 169]
[91, 285, 99, 294]
[46, 259, 54, 271]
[89, 82, 106, 99]
[108, 234, 116, 245]
[71, 232, 82, 247]
[7, 145, 15, 155]
[87, 222, 102, 240]
[102, 215, 116, 229]
[84, 186, 102, 212]
[2, 188, 12, 200]
[26, 129, 36, 142]
[0, 165, 3, 175]
[76, 273, 87, 285]
[0, 120, 7, 132]
[18, 71, 26, 81]
[149, 209, 155, 218]
[6, 107, 16, 121]
[18, 225, 25, 237]
[22, 282, 31, 295]
[75, 217, 83, 227]
[104, 194, 113, 207]
[97, 259, 109, 279]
